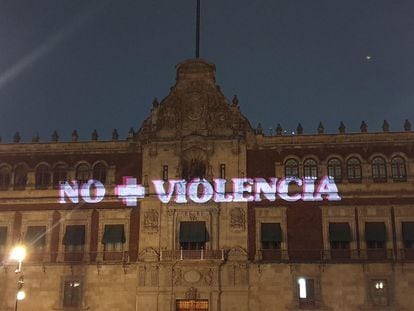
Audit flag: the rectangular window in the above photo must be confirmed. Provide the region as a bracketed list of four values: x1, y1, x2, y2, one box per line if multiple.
[369, 279, 388, 306]
[179, 222, 208, 251]
[261, 223, 282, 261]
[63, 279, 82, 308]
[297, 278, 315, 308]
[24, 226, 46, 261]
[0, 227, 7, 256]
[220, 164, 226, 179]
[329, 222, 351, 259]
[402, 222, 414, 260]
[63, 225, 85, 262]
[365, 222, 387, 260]
[102, 224, 125, 261]
[162, 165, 168, 181]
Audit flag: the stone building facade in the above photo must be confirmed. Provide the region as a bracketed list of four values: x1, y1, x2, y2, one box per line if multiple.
[0, 59, 413, 310]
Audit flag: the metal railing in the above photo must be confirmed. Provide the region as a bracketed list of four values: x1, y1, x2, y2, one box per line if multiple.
[258, 248, 413, 263]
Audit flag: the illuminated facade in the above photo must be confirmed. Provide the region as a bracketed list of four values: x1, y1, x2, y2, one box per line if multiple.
[0, 59, 414, 310]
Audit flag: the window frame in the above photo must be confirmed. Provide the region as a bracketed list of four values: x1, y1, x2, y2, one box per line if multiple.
[391, 156, 407, 182]
[35, 164, 51, 189]
[0, 165, 11, 190]
[284, 158, 299, 178]
[62, 277, 83, 309]
[303, 158, 318, 180]
[371, 157, 387, 183]
[92, 162, 107, 184]
[327, 158, 342, 183]
[346, 157, 362, 183]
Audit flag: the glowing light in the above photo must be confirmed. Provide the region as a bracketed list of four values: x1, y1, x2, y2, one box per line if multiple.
[16, 290, 26, 301]
[10, 245, 26, 263]
[298, 278, 307, 298]
[375, 281, 384, 289]
[60, 176, 341, 205]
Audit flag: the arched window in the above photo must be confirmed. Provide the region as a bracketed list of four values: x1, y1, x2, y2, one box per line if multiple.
[53, 164, 67, 188]
[303, 159, 318, 180]
[391, 156, 407, 182]
[0, 165, 11, 190]
[372, 157, 387, 182]
[75, 164, 90, 184]
[347, 158, 362, 183]
[327, 158, 342, 183]
[285, 159, 299, 177]
[35, 164, 51, 189]
[92, 163, 107, 184]
[14, 165, 28, 190]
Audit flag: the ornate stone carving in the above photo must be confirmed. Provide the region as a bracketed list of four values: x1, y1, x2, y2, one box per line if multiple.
[230, 207, 246, 231]
[184, 270, 201, 284]
[173, 268, 182, 286]
[143, 209, 159, 232]
[138, 247, 159, 262]
[203, 268, 214, 286]
[227, 247, 248, 261]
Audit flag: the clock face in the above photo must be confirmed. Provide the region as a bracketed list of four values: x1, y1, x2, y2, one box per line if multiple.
[185, 92, 205, 121]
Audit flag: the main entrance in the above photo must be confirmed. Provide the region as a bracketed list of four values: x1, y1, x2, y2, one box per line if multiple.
[176, 300, 209, 311]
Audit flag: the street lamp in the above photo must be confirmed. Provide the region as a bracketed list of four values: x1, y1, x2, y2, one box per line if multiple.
[10, 244, 26, 273]
[10, 244, 26, 311]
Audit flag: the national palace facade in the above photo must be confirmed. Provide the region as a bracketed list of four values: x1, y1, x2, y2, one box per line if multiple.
[0, 59, 413, 310]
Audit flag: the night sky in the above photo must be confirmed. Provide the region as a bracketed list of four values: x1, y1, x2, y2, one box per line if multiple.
[0, 0, 413, 142]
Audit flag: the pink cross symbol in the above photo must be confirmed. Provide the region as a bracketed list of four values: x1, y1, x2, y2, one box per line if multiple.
[115, 176, 145, 206]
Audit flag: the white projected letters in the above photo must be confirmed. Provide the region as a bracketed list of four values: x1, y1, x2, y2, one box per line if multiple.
[59, 176, 341, 206]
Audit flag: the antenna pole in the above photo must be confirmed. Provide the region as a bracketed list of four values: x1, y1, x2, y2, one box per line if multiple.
[196, 0, 201, 58]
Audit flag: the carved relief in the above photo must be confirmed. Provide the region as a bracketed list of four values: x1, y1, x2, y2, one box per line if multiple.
[203, 268, 214, 286]
[138, 247, 159, 262]
[230, 207, 246, 231]
[173, 268, 182, 286]
[143, 209, 159, 232]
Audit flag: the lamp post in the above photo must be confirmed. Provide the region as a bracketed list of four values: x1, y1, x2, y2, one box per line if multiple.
[10, 244, 26, 311]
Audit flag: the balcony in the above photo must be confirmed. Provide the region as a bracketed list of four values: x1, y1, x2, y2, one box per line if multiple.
[258, 249, 396, 263]
[160, 249, 225, 261]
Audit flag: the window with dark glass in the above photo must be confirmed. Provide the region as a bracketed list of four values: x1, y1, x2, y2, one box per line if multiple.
[261, 223, 282, 249]
[102, 224, 125, 252]
[327, 158, 342, 183]
[365, 222, 386, 249]
[0, 227, 7, 255]
[14, 165, 28, 189]
[75, 164, 90, 184]
[24, 226, 46, 252]
[92, 163, 107, 184]
[372, 157, 387, 182]
[63, 225, 85, 253]
[303, 159, 318, 180]
[285, 159, 299, 177]
[35, 164, 51, 189]
[402, 222, 414, 249]
[220, 164, 226, 179]
[347, 158, 362, 182]
[179, 222, 208, 250]
[53, 164, 67, 188]
[0, 166, 10, 190]
[391, 156, 407, 182]
[63, 279, 82, 308]
[329, 223, 351, 249]
[162, 165, 168, 181]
